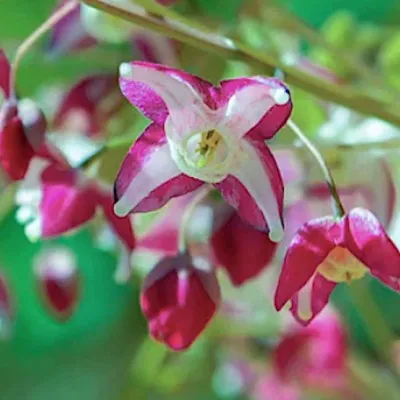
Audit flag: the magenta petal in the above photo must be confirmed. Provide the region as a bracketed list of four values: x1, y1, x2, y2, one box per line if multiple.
[211, 211, 277, 286]
[343, 208, 400, 278]
[140, 254, 219, 350]
[219, 77, 292, 140]
[119, 61, 215, 126]
[40, 166, 98, 237]
[54, 74, 118, 136]
[274, 217, 336, 311]
[0, 104, 35, 181]
[215, 140, 284, 239]
[114, 123, 203, 216]
[47, 1, 97, 54]
[0, 50, 10, 97]
[99, 193, 135, 250]
[290, 274, 337, 326]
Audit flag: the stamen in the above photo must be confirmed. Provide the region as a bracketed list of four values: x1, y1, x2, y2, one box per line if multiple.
[318, 247, 368, 283]
[196, 129, 222, 168]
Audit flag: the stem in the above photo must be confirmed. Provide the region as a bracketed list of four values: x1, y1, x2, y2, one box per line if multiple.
[347, 279, 399, 379]
[178, 186, 211, 253]
[286, 119, 345, 217]
[81, 0, 400, 126]
[10, 0, 78, 98]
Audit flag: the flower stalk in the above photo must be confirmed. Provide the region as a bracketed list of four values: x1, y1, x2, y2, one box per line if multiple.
[286, 119, 345, 218]
[81, 0, 400, 126]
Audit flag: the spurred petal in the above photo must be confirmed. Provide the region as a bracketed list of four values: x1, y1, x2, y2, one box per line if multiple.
[215, 140, 284, 241]
[0, 104, 35, 181]
[140, 254, 219, 350]
[289, 274, 337, 326]
[0, 50, 10, 97]
[48, 1, 97, 54]
[54, 74, 119, 136]
[119, 61, 214, 127]
[114, 124, 203, 216]
[274, 217, 336, 311]
[343, 208, 400, 279]
[219, 82, 291, 139]
[211, 210, 277, 286]
[219, 77, 292, 139]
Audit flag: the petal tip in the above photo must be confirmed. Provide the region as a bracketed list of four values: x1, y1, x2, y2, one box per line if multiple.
[271, 87, 290, 105]
[269, 227, 284, 243]
[119, 62, 133, 79]
[113, 202, 129, 217]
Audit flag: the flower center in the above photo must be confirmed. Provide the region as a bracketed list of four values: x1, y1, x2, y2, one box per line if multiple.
[196, 129, 223, 168]
[317, 247, 368, 283]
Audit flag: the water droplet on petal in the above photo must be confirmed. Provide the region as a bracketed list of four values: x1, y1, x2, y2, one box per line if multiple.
[34, 246, 80, 321]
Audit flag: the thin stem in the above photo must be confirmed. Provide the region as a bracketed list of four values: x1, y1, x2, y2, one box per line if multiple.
[286, 119, 345, 217]
[81, 0, 400, 126]
[178, 186, 211, 253]
[10, 0, 78, 98]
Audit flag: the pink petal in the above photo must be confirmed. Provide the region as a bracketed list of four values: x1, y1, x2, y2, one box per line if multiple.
[99, 193, 135, 250]
[40, 165, 98, 237]
[289, 274, 337, 326]
[343, 208, 400, 279]
[114, 123, 203, 216]
[215, 140, 284, 241]
[119, 61, 215, 127]
[0, 104, 35, 181]
[211, 210, 277, 286]
[253, 375, 300, 400]
[54, 74, 119, 136]
[219, 82, 291, 139]
[140, 254, 219, 350]
[0, 50, 10, 97]
[137, 193, 197, 254]
[47, 1, 97, 54]
[274, 217, 336, 311]
[219, 77, 292, 140]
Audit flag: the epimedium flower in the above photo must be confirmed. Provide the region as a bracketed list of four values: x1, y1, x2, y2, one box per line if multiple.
[140, 252, 220, 350]
[114, 62, 292, 242]
[15, 157, 136, 282]
[0, 50, 47, 182]
[274, 207, 400, 325]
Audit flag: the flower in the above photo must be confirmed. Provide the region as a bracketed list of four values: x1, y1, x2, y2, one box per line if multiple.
[15, 157, 136, 282]
[274, 207, 400, 325]
[140, 252, 220, 350]
[114, 62, 292, 241]
[211, 207, 277, 286]
[0, 50, 47, 182]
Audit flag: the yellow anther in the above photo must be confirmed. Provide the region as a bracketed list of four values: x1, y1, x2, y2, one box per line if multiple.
[196, 129, 222, 168]
[317, 247, 368, 283]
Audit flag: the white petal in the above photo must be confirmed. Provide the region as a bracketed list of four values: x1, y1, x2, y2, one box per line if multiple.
[219, 84, 277, 138]
[119, 63, 211, 138]
[114, 143, 182, 217]
[297, 278, 313, 322]
[233, 141, 284, 242]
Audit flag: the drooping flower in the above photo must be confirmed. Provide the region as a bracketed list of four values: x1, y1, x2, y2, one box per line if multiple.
[274, 207, 400, 325]
[140, 252, 220, 350]
[0, 51, 47, 182]
[253, 308, 348, 400]
[15, 157, 136, 282]
[114, 62, 292, 242]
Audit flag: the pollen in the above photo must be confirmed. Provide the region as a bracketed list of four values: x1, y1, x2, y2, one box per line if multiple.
[317, 247, 368, 283]
[196, 129, 222, 168]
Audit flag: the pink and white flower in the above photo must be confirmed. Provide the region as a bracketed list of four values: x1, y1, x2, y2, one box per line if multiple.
[114, 62, 292, 242]
[274, 207, 400, 325]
